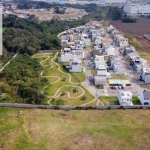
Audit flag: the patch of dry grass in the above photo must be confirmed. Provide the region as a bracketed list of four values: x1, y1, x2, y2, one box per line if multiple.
[1, 107, 150, 150]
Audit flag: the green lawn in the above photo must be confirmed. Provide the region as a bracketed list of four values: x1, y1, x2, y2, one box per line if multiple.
[132, 96, 141, 105]
[95, 85, 104, 89]
[1, 107, 150, 150]
[99, 96, 119, 105]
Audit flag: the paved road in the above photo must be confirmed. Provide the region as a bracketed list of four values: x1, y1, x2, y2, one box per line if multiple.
[115, 47, 143, 95]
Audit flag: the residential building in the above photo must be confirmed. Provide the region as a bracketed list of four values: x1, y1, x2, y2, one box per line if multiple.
[66, 59, 83, 72]
[116, 35, 129, 47]
[140, 68, 150, 83]
[113, 62, 124, 74]
[104, 46, 115, 56]
[118, 91, 133, 106]
[97, 65, 111, 78]
[94, 56, 106, 68]
[140, 90, 150, 105]
[108, 56, 120, 68]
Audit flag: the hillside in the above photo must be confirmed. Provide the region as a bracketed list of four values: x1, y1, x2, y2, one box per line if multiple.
[0, 107, 150, 150]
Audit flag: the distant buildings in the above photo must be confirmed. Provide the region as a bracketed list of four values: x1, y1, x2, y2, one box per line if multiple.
[102, 0, 126, 4]
[124, 3, 150, 15]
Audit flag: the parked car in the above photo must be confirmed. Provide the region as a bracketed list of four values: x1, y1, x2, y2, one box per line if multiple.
[122, 84, 126, 89]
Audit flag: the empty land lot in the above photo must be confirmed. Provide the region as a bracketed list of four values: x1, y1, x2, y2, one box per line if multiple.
[0, 107, 150, 150]
[111, 18, 150, 36]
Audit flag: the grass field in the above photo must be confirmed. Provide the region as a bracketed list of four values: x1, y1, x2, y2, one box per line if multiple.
[99, 96, 119, 105]
[1, 107, 150, 150]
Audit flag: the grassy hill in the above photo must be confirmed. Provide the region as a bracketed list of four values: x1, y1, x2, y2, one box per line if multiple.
[1, 107, 150, 150]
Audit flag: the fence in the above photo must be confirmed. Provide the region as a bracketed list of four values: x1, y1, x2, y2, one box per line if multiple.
[0, 103, 150, 110]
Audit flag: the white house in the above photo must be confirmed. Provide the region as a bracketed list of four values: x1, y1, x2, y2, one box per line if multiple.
[113, 62, 124, 74]
[140, 68, 150, 84]
[118, 91, 133, 106]
[104, 46, 115, 56]
[83, 39, 91, 48]
[66, 59, 83, 72]
[119, 37, 129, 47]
[60, 53, 81, 62]
[94, 56, 106, 68]
[97, 65, 111, 79]
[116, 35, 129, 47]
[139, 90, 150, 105]
[107, 25, 115, 33]
[109, 56, 120, 68]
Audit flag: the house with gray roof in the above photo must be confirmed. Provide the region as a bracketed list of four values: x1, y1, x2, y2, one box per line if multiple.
[140, 90, 150, 105]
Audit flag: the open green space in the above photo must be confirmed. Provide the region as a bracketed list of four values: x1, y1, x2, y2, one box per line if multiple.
[1, 107, 150, 150]
[33, 52, 94, 106]
[95, 85, 104, 89]
[99, 96, 119, 105]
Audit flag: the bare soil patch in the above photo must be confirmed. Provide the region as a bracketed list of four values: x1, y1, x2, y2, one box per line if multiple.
[111, 18, 150, 36]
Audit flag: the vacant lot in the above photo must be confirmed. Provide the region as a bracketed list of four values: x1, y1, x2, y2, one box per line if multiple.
[111, 18, 150, 36]
[0, 107, 150, 150]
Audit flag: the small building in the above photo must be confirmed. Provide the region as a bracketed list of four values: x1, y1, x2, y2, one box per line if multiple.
[66, 59, 83, 72]
[140, 68, 150, 84]
[104, 46, 115, 56]
[94, 56, 106, 69]
[60, 51, 81, 62]
[116, 35, 129, 47]
[140, 90, 150, 105]
[118, 91, 133, 106]
[97, 65, 111, 79]
[113, 62, 124, 74]
[108, 56, 120, 68]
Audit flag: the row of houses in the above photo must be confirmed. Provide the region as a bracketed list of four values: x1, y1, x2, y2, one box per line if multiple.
[118, 90, 150, 106]
[90, 24, 128, 85]
[108, 25, 129, 47]
[121, 46, 150, 84]
[109, 24, 150, 84]
[59, 21, 105, 73]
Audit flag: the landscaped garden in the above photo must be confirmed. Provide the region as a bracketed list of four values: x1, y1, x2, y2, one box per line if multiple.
[33, 52, 94, 106]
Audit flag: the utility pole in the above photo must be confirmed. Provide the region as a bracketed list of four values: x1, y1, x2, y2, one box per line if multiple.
[0, 5, 2, 56]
